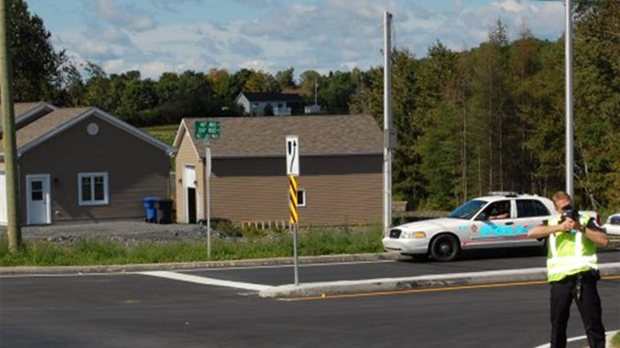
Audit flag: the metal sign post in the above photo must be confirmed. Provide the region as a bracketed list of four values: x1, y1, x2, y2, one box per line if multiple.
[195, 121, 221, 259]
[289, 175, 299, 285]
[286, 136, 300, 286]
[205, 140, 211, 258]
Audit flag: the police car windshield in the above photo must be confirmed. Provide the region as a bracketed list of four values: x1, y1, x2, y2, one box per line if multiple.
[449, 200, 487, 220]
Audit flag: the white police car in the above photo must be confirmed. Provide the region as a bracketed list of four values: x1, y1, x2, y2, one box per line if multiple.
[602, 213, 620, 236]
[382, 192, 557, 262]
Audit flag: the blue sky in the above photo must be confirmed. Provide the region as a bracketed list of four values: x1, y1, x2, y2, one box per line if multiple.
[26, 0, 566, 81]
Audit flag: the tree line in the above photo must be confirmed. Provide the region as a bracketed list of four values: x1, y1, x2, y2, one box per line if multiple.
[6, 0, 620, 211]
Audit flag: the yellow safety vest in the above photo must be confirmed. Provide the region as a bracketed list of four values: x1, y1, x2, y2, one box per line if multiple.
[546, 214, 598, 282]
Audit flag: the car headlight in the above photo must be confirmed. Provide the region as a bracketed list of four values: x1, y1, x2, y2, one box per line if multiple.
[401, 231, 426, 239]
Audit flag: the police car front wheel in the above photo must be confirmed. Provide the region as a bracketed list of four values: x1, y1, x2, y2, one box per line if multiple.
[430, 234, 460, 262]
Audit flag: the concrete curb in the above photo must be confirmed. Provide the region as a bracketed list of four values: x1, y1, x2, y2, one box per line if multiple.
[258, 262, 620, 298]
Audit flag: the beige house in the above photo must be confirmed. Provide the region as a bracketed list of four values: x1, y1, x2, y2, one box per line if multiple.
[0, 104, 174, 225]
[172, 114, 383, 226]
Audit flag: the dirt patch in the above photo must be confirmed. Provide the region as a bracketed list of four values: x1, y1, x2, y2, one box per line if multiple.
[0, 221, 209, 244]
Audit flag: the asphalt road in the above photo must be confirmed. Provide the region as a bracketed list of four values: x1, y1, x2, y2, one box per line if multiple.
[182, 248, 620, 286]
[1, 250, 619, 348]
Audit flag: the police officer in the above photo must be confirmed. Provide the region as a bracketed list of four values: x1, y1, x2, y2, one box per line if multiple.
[528, 191, 609, 348]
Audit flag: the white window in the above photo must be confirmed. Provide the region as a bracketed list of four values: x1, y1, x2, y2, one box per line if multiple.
[78, 173, 109, 205]
[297, 188, 306, 207]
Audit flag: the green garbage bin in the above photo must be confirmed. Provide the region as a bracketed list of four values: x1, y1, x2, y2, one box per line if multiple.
[157, 199, 173, 224]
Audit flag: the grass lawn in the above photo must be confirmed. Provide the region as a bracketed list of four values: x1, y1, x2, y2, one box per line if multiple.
[0, 225, 385, 267]
[142, 124, 179, 145]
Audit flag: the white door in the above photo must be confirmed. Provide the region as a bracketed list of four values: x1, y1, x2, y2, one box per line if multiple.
[26, 174, 51, 225]
[0, 172, 6, 225]
[184, 165, 196, 189]
[183, 165, 198, 223]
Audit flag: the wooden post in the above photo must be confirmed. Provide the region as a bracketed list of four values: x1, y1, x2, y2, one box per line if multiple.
[0, 0, 22, 252]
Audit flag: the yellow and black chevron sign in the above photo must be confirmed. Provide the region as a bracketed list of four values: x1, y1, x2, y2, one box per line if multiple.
[289, 175, 298, 224]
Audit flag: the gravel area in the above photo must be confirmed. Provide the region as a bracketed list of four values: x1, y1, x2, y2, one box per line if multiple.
[0, 220, 211, 243]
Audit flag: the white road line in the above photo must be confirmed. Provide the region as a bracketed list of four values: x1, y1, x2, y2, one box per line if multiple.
[532, 330, 618, 348]
[140, 271, 271, 291]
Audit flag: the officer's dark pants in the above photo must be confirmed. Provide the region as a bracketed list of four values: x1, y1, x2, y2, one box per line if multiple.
[549, 271, 606, 348]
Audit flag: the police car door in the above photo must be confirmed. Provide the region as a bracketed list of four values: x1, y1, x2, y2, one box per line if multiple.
[480, 199, 516, 246]
[513, 199, 550, 247]
[468, 200, 515, 248]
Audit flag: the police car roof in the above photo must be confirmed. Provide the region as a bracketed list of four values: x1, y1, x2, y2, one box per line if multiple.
[478, 192, 542, 201]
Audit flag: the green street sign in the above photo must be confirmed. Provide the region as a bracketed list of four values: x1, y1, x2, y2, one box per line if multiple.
[195, 121, 220, 140]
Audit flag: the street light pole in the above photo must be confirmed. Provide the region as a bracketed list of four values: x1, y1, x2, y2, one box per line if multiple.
[383, 11, 393, 234]
[565, 0, 574, 197]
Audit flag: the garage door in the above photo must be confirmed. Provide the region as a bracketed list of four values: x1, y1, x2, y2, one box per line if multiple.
[0, 172, 6, 225]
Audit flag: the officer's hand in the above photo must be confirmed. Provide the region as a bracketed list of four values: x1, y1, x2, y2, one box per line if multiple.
[559, 219, 575, 232]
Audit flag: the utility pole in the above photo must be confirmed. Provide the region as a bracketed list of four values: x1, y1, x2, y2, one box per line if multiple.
[314, 78, 318, 106]
[383, 11, 393, 233]
[0, 0, 22, 252]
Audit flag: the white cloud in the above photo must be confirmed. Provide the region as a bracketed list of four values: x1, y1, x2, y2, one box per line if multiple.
[82, 39, 117, 59]
[240, 59, 273, 72]
[102, 58, 126, 74]
[100, 27, 132, 46]
[94, 0, 157, 32]
[39, 0, 565, 80]
[460, 0, 564, 42]
[139, 61, 174, 79]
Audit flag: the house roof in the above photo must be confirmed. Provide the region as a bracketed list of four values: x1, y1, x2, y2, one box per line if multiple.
[0, 107, 175, 158]
[236, 92, 304, 103]
[173, 114, 383, 158]
[0, 102, 56, 133]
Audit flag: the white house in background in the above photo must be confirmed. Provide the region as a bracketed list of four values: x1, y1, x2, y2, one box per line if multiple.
[234, 91, 304, 116]
[304, 104, 322, 114]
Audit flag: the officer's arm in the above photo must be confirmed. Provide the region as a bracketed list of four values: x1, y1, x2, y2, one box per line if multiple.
[528, 222, 565, 239]
[583, 221, 609, 247]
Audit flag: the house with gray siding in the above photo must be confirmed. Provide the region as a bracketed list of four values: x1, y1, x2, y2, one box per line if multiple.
[172, 114, 383, 226]
[0, 105, 174, 225]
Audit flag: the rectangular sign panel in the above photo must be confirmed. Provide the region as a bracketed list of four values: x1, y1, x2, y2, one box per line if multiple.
[286, 135, 299, 176]
[195, 121, 220, 140]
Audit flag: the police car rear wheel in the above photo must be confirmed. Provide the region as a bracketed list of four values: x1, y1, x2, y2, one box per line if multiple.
[430, 234, 460, 262]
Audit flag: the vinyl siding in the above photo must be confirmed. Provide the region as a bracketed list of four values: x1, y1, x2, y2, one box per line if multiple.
[207, 155, 382, 225]
[174, 132, 202, 223]
[19, 115, 170, 224]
